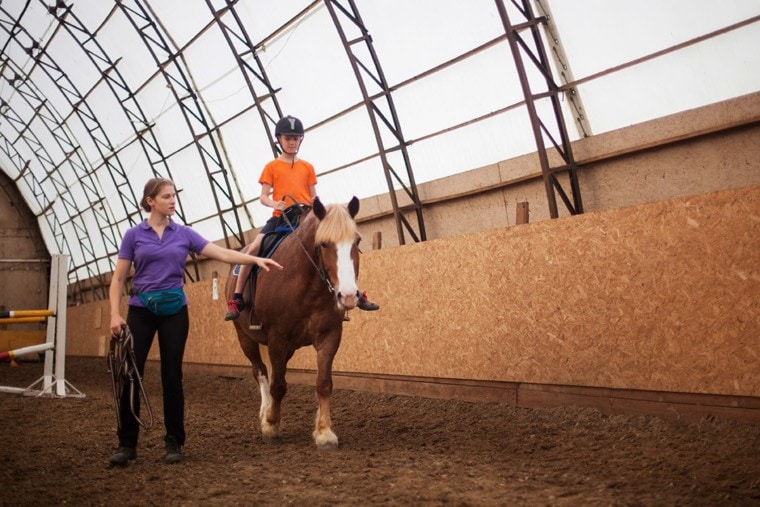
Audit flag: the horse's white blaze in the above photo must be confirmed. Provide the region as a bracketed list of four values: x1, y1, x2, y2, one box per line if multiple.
[335, 240, 358, 309]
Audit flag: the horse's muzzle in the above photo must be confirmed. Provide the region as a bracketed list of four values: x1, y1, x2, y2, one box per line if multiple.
[336, 291, 358, 311]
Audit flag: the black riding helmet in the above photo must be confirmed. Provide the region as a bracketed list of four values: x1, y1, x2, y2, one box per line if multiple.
[274, 115, 304, 137]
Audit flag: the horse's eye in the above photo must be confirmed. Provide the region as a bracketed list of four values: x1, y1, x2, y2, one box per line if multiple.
[320, 242, 328, 248]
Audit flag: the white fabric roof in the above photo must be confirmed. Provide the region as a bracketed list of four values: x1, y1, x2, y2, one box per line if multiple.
[1, 0, 758, 289]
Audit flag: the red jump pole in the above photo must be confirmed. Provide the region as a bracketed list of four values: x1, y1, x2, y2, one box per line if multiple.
[0, 342, 55, 362]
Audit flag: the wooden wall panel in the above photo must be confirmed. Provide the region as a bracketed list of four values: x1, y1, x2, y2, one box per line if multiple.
[65, 184, 759, 399]
[287, 184, 760, 397]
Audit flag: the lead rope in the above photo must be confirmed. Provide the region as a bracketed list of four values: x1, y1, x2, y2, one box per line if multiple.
[107, 325, 154, 431]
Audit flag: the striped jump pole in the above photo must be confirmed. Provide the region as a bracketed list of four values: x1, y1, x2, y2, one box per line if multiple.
[0, 343, 57, 394]
[0, 254, 84, 398]
[0, 342, 54, 362]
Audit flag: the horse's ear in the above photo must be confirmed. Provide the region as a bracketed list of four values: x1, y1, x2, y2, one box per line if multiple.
[313, 196, 326, 220]
[347, 196, 359, 219]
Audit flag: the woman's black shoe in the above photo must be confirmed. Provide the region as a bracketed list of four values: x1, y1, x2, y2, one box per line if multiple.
[109, 446, 136, 467]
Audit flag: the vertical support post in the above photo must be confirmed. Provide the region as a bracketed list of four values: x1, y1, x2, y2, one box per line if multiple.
[53, 254, 69, 396]
[41, 254, 61, 393]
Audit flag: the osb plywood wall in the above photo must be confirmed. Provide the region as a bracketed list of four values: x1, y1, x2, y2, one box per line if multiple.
[67, 184, 760, 398]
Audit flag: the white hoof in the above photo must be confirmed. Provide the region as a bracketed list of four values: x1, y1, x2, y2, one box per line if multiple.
[313, 429, 338, 449]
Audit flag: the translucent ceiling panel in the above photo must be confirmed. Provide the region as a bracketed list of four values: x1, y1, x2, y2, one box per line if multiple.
[184, 30, 252, 125]
[579, 27, 760, 134]
[357, 0, 503, 84]
[139, 83, 196, 156]
[82, 207, 111, 260]
[391, 43, 522, 140]
[317, 157, 389, 208]
[257, 7, 363, 122]
[165, 143, 221, 224]
[85, 83, 137, 150]
[12, 2, 54, 41]
[237, 1, 320, 46]
[145, 0, 214, 49]
[549, 0, 760, 134]
[43, 31, 102, 93]
[220, 112, 279, 212]
[25, 72, 102, 166]
[407, 109, 537, 186]
[96, 13, 161, 91]
[306, 108, 379, 175]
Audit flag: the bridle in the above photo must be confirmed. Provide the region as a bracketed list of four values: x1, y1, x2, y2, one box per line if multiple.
[279, 205, 336, 297]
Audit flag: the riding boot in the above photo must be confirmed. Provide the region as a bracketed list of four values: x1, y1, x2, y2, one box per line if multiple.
[357, 291, 380, 311]
[224, 294, 245, 321]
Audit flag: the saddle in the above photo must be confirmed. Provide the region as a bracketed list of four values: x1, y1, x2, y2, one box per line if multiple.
[244, 203, 311, 327]
[258, 203, 311, 258]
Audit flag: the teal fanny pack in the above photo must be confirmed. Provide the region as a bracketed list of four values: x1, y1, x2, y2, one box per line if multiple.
[136, 287, 185, 316]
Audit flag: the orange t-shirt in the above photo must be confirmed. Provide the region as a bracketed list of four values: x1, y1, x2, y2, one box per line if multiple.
[259, 158, 317, 217]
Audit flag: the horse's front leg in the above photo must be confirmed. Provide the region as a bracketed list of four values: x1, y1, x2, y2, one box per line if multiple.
[313, 345, 339, 449]
[235, 329, 272, 434]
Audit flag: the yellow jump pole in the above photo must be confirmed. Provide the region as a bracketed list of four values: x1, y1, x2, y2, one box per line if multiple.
[0, 310, 54, 319]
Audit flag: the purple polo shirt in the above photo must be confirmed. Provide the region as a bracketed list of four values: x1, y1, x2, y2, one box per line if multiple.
[118, 219, 209, 307]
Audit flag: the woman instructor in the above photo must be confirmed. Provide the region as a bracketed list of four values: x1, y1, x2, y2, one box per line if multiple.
[108, 177, 282, 466]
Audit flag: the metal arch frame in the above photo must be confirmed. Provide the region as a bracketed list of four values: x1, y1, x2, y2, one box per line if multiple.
[206, 1, 283, 158]
[323, 0, 426, 246]
[46, 2, 169, 226]
[203, 0, 285, 230]
[0, 7, 130, 297]
[6, 62, 118, 297]
[46, 2, 206, 292]
[0, 80, 104, 294]
[116, 0, 245, 250]
[495, 0, 583, 218]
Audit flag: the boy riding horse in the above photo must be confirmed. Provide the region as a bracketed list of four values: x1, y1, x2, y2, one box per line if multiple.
[225, 115, 379, 321]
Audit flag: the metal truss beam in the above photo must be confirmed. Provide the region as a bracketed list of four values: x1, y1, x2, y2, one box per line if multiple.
[47, 2, 210, 291]
[0, 6, 131, 297]
[205, 0, 285, 234]
[324, 0, 426, 245]
[495, 0, 583, 218]
[117, 0, 245, 250]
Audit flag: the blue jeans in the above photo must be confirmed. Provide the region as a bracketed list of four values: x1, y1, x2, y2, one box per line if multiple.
[117, 305, 189, 448]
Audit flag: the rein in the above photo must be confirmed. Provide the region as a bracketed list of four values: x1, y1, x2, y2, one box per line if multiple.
[280, 209, 335, 296]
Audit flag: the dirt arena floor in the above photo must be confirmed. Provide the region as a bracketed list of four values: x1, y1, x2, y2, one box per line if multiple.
[1, 356, 759, 506]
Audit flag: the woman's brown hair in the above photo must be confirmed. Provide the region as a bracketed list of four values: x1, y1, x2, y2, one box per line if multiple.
[140, 178, 175, 212]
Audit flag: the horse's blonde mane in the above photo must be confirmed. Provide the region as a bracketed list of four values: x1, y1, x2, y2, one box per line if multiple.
[314, 204, 357, 244]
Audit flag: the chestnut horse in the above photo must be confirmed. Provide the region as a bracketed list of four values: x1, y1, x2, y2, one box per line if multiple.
[226, 196, 361, 448]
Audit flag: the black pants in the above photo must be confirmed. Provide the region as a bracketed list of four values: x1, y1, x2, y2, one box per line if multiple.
[117, 305, 189, 448]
